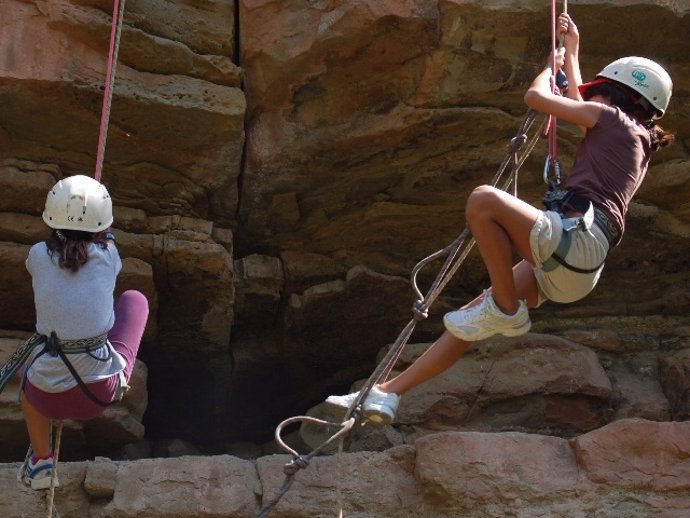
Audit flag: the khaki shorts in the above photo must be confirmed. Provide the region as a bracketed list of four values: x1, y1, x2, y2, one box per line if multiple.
[530, 210, 610, 305]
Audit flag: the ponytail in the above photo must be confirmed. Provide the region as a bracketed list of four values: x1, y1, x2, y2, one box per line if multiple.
[645, 121, 675, 153]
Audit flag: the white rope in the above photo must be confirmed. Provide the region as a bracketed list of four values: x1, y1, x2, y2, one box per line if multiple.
[46, 420, 63, 518]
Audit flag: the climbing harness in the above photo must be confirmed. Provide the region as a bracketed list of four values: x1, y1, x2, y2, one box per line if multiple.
[0, 332, 127, 407]
[19, 332, 128, 408]
[541, 188, 621, 273]
[0, 334, 44, 395]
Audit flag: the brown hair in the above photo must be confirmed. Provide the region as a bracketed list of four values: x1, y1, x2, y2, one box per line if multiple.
[46, 230, 109, 273]
[583, 81, 675, 152]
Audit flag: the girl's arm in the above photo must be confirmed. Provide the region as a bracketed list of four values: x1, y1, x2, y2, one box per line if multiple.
[524, 53, 603, 129]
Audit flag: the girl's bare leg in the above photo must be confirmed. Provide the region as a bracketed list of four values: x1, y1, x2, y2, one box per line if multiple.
[465, 186, 541, 314]
[21, 393, 51, 457]
[379, 260, 539, 395]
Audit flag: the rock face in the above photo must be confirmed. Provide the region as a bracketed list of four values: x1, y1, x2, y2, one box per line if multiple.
[0, 419, 688, 517]
[0, 0, 689, 497]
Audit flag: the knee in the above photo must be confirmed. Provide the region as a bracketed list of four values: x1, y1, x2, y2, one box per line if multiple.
[118, 290, 149, 314]
[466, 185, 498, 220]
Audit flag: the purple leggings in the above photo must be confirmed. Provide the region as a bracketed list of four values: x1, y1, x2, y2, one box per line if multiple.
[24, 290, 149, 420]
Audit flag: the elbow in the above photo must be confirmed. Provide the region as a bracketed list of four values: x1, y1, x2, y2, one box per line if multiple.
[523, 89, 539, 109]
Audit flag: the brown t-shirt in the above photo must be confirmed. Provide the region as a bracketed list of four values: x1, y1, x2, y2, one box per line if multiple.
[565, 106, 651, 236]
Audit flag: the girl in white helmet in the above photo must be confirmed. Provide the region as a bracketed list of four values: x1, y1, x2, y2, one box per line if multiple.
[326, 13, 675, 424]
[18, 175, 149, 489]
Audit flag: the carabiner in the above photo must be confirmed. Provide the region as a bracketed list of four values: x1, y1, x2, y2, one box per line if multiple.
[543, 154, 562, 188]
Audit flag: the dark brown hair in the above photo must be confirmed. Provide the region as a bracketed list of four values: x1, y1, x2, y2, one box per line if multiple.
[46, 229, 109, 273]
[583, 81, 675, 152]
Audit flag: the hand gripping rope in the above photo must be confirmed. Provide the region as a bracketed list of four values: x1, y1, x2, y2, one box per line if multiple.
[256, 109, 547, 518]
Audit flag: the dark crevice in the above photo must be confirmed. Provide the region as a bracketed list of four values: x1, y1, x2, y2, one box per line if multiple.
[234, 0, 247, 226]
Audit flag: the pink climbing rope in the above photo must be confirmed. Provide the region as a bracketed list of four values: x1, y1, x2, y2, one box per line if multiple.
[94, 0, 127, 182]
[546, 0, 566, 163]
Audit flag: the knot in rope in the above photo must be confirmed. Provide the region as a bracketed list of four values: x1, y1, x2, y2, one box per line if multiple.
[508, 133, 528, 153]
[284, 455, 310, 476]
[412, 300, 429, 321]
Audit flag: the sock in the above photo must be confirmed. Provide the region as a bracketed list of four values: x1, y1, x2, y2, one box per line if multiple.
[30, 453, 53, 466]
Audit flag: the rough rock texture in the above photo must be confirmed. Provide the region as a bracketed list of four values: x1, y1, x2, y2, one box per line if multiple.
[0, 419, 688, 517]
[0, 0, 689, 494]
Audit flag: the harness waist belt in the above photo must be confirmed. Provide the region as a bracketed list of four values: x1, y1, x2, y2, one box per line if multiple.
[543, 189, 621, 248]
[43, 333, 108, 355]
[592, 207, 620, 248]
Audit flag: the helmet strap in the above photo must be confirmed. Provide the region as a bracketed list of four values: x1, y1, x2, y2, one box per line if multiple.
[55, 230, 67, 243]
[635, 96, 656, 120]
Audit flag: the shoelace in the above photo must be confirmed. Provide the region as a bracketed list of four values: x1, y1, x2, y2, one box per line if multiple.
[454, 291, 492, 321]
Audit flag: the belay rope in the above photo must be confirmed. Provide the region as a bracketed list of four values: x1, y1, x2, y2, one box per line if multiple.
[255, 108, 547, 518]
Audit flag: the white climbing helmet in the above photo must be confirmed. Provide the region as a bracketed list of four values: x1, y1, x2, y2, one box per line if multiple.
[42, 175, 113, 232]
[581, 56, 673, 118]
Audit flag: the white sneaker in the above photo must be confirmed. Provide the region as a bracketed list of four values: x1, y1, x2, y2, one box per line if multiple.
[17, 453, 59, 490]
[325, 385, 400, 425]
[443, 292, 530, 341]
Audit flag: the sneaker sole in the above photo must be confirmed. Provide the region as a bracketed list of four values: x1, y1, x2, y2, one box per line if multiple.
[363, 406, 394, 426]
[31, 476, 58, 490]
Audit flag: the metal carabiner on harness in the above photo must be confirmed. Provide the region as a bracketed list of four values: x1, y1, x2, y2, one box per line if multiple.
[543, 154, 562, 191]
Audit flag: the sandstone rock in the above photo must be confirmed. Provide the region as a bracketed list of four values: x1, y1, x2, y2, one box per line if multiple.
[0, 159, 58, 214]
[607, 352, 671, 421]
[2, 419, 687, 518]
[0, 0, 245, 225]
[281, 250, 344, 283]
[415, 431, 583, 513]
[234, 253, 284, 321]
[0, 242, 34, 331]
[571, 418, 690, 491]
[83, 457, 118, 499]
[659, 348, 690, 419]
[100, 456, 258, 517]
[256, 446, 420, 517]
[0, 213, 49, 245]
